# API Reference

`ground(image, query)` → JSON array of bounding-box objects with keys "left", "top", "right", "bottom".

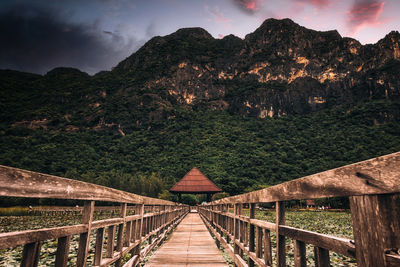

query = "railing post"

[
  {"left": 55, "top": 236, "right": 70, "bottom": 267},
  {"left": 233, "top": 203, "right": 242, "bottom": 266},
  {"left": 249, "top": 203, "right": 255, "bottom": 267},
  {"left": 350, "top": 193, "right": 400, "bottom": 267},
  {"left": 276, "top": 201, "right": 286, "bottom": 267},
  {"left": 21, "top": 241, "right": 41, "bottom": 267},
  {"left": 115, "top": 203, "right": 127, "bottom": 267},
  {"left": 77, "top": 200, "right": 95, "bottom": 267}
]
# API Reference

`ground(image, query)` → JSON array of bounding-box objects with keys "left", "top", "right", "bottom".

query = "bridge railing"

[
  {"left": 199, "top": 152, "right": 400, "bottom": 267},
  {"left": 0, "top": 165, "right": 189, "bottom": 267}
]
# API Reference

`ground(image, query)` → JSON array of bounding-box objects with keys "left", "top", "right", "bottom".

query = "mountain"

[
  {"left": 1, "top": 18, "right": 400, "bottom": 132},
  {"left": 1, "top": 19, "right": 400, "bottom": 199}
]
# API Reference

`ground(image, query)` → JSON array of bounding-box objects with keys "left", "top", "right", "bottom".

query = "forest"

[{"left": 1, "top": 98, "right": 399, "bottom": 206}]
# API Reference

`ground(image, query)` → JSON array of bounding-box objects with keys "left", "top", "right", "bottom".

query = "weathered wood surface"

[
  {"left": 0, "top": 165, "right": 175, "bottom": 205},
  {"left": 210, "top": 152, "right": 400, "bottom": 204},
  {"left": 144, "top": 213, "right": 228, "bottom": 267},
  {"left": 350, "top": 193, "right": 400, "bottom": 267}
]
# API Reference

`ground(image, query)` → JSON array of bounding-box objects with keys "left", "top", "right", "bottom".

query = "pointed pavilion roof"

[{"left": 169, "top": 167, "right": 222, "bottom": 194}]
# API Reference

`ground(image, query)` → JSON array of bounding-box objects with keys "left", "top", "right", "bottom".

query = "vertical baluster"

[
  {"left": 233, "top": 203, "right": 240, "bottom": 266},
  {"left": 255, "top": 226, "right": 263, "bottom": 260},
  {"left": 276, "top": 201, "right": 286, "bottom": 267},
  {"left": 21, "top": 241, "right": 41, "bottom": 267},
  {"left": 263, "top": 228, "right": 273, "bottom": 266},
  {"left": 249, "top": 203, "right": 255, "bottom": 267},
  {"left": 55, "top": 236, "right": 70, "bottom": 267},
  {"left": 314, "top": 247, "right": 330, "bottom": 267},
  {"left": 115, "top": 203, "right": 127, "bottom": 267},
  {"left": 124, "top": 221, "right": 132, "bottom": 247},
  {"left": 106, "top": 225, "right": 116, "bottom": 258},
  {"left": 77, "top": 200, "right": 95, "bottom": 267},
  {"left": 294, "top": 240, "right": 306, "bottom": 267},
  {"left": 94, "top": 228, "right": 105, "bottom": 266}
]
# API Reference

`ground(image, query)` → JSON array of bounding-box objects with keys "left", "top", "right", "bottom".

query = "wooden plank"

[
  {"left": 55, "top": 236, "right": 70, "bottom": 267},
  {"left": 94, "top": 228, "right": 105, "bottom": 266},
  {"left": 0, "top": 164, "right": 176, "bottom": 205},
  {"left": 255, "top": 227, "right": 262, "bottom": 259},
  {"left": 145, "top": 213, "right": 227, "bottom": 267},
  {"left": 314, "top": 247, "right": 330, "bottom": 267},
  {"left": 0, "top": 224, "right": 86, "bottom": 249},
  {"left": 208, "top": 152, "right": 400, "bottom": 204},
  {"left": 293, "top": 240, "right": 306, "bottom": 267},
  {"left": 276, "top": 201, "right": 285, "bottom": 267},
  {"left": 77, "top": 201, "right": 95, "bottom": 267},
  {"left": 350, "top": 193, "right": 400, "bottom": 266},
  {"left": 279, "top": 225, "right": 355, "bottom": 257},
  {"left": 263, "top": 228, "right": 272, "bottom": 266},
  {"left": 21, "top": 242, "right": 41, "bottom": 267},
  {"left": 249, "top": 204, "right": 255, "bottom": 267},
  {"left": 106, "top": 225, "right": 116, "bottom": 258}
]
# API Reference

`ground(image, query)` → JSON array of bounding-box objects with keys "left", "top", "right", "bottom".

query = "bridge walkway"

[{"left": 144, "top": 212, "right": 228, "bottom": 267}]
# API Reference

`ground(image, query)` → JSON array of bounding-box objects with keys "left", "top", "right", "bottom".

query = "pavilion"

[{"left": 169, "top": 167, "right": 222, "bottom": 202}]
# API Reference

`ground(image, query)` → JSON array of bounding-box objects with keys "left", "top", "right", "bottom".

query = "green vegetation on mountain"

[{"left": 1, "top": 99, "right": 399, "bottom": 203}]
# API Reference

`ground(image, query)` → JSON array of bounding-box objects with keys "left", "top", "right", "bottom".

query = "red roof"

[{"left": 169, "top": 168, "right": 222, "bottom": 193}]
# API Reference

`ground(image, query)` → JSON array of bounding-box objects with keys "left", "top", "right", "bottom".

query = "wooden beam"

[
  {"left": 94, "top": 228, "right": 105, "bottom": 266},
  {"left": 249, "top": 204, "right": 255, "bottom": 267},
  {"left": 209, "top": 152, "right": 400, "bottom": 204},
  {"left": 77, "top": 201, "right": 94, "bottom": 267},
  {"left": 276, "top": 201, "right": 286, "bottom": 267},
  {"left": 314, "top": 247, "right": 330, "bottom": 267},
  {"left": 21, "top": 241, "right": 41, "bottom": 267},
  {"left": 0, "top": 165, "right": 176, "bottom": 205},
  {"left": 55, "top": 236, "right": 70, "bottom": 267},
  {"left": 293, "top": 240, "right": 306, "bottom": 267},
  {"left": 0, "top": 224, "right": 86, "bottom": 249},
  {"left": 350, "top": 193, "right": 400, "bottom": 266}
]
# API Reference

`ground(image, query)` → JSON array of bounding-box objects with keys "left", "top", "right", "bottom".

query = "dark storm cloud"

[{"left": 0, "top": 3, "right": 139, "bottom": 75}]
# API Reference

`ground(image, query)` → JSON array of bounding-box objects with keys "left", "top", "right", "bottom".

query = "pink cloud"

[
  {"left": 232, "top": 0, "right": 263, "bottom": 14},
  {"left": 205, "top": 5, "right": 232, "bottom": 29},
  {"left": 218, "top": 34, "right": 225, "bottom": 39},
  {"left": 294, "top": 0, "right": 330, "bottom": 8},
  {"left": 347, "top": 0, "right": 385, "bottom": 33}
]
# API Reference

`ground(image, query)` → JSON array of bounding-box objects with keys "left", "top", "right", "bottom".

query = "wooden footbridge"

[{"left": 1, "top": 152, "right": 400, "bottom": 266}]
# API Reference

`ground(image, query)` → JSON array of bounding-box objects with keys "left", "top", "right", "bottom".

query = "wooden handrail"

[
  {"left": 0, "top": 165, "right": 189, "bottom": 267},
  {"left": 200, "top": 151, "right": 400, "bottom": 267},
  {"left": 0, "top": 165, "right": 177, "bottom": 205},
  {"left": 208, "top": 151, "right": 400, "bottom": 204}
]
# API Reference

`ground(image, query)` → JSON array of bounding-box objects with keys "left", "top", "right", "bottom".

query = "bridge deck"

[{"left": 144, "top": 212, "right": 228, "bottom": 267}]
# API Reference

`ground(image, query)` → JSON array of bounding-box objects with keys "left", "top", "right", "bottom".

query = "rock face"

[
  {"left": 114, "top": 18, "right": 400, "bottom": 119},
  {"left": 2, "top": 18, "right": 400, "bottom": 133}
]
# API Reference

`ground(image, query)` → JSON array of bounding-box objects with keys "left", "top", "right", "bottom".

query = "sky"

[{"left": 0, "top": 0, "right": 399, "bottom": 75}]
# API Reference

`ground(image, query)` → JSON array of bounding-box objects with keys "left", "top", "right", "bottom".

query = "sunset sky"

[{"left": 0, "top": 0, "right": 399, "bottom": 75}]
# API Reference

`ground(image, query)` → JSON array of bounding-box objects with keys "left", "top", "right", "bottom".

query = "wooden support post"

[
  {"left": 106, "top": 225, "right": 115, "bottom": 258},
  {"left": 314, "top": 246, "right": 330, "bottom": 267},
  {"left": 21, "top": 241, "right": 41, "bottom": 267},
  {"left": 294, "top": 240, "right": 306, "bottom": 267},
  {"left": 255, "top": 227, "right": 262, "bottom": 259},
  {"left": 233, "top": 203, "right": 241, "bottom": 266},
  {"left": 276, "top": 201, "right": 286, "bottom": 267},
  {"left": 77, "top": 200, "right": 94, "bottom": 267},
  {"left": 55, "top": 236, "right": 70, "bottom": 267},
  {"left": 136, "top": 204, "right": 145, "bottom": 255},
  {"left": 249, "top": 203, "right": 255, "bottom": 267},
  {"left": 94, "top": 228, "right": 105, "bottom": 266},
  {"left": 115, "top": 203, "right": 127, "bottom": 267},
  {"left": 350, "top": 193, "right": 400, "bottom": 267},
  {"left": 263, "top": 228, "right": 273, "bottom": 266}
]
